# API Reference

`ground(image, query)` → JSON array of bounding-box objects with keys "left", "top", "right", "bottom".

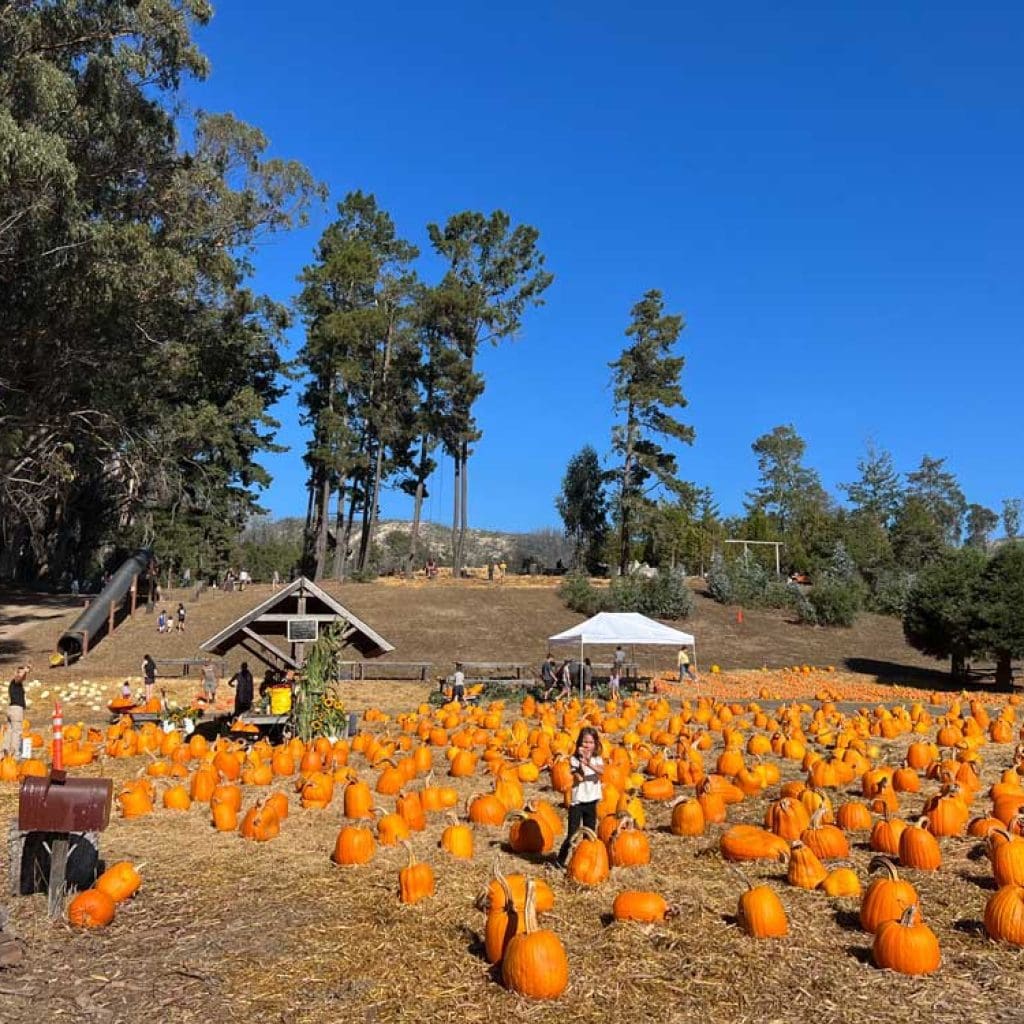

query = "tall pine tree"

[{"left": 609, "top": 290, "right": 694, "bottom": 575}]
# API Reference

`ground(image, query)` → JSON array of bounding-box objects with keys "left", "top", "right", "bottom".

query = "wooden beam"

[
  {"left": 254, "top": 613, "right": 349, "bottom": 623},
  {"left": 241, "top": 627, "right": 298, "bottom": 669}
]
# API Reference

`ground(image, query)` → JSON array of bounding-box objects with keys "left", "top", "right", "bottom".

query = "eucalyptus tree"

[
  {"left": 426, "top": 211, "right": 552, "bottom": 575},
  {"left": 0, "top": 0, "right": 321, "bottom": 581},
  {"left": 296, "top": 192, "right": 418, "bottom": 578},
  {"left": 609, "top": 290, "right": 694, "bottom": 575}
]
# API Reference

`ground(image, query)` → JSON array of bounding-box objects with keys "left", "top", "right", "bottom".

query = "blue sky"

[{"left": 187, "top": 2, "right": 1023, "bottom": 532}]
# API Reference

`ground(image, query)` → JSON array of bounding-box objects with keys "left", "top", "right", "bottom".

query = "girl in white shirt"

[{"left": 556, "top": 726, "right": 604, "bottom": 866}]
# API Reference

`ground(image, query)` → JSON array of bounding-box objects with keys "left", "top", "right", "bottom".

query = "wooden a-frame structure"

[{"left": 199, "top": 576, "right": 393, "bottom": 671}]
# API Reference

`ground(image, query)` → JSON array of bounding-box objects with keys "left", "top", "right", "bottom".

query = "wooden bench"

[
  {"left": 336, "top": 661, "right": 432, "bottom": 682},
  {"left": 153, "top": 657, "right": 226, "bottom": 678}
]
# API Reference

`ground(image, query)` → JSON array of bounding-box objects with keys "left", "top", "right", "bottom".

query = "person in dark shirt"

[
  {"left": 539, "top": 655, "right": 557, "bottom": 699},
  {"left": 5, "top": 664, "right": 29, "bottom": 758},
  {"left": 228, "top": 661, "right": 255, "bottom": 717},
  {"left": 142, "top": 654, "right": 157, "bottom": 702}
]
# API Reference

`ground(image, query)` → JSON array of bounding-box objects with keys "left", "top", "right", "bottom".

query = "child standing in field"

[{"left": 556, "top": 727, "right": 604, "bottom": 867}]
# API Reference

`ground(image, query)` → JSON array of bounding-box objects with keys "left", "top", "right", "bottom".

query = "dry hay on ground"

[{"left": 1, "top": 680, "right": 1023, "bottom": 1024}]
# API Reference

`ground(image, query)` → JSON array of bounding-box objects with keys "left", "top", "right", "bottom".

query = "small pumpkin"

[
  {"left": 565, "top": 827, "right": 610, "bottom": 886},
  {"left": 819, "top": 866, "right": 862, "bottom": 898},
  {"left": 331, "top": 825, "right": 376, "bottom": 866},
  {"left": 872, "top": 905, "right": 941, "bottom": 975},
  {"left": 612, "top": 890, "right": 674, "bottom": 923},
  {"left": 501, "top": 879, "right": 569, "bottom": 1000},
  {"left": 95, "top": 862, "right": 142, "bottom": 903},
  {"left": 440, "top": 813, "right": 474, "bottom": 859},
  {"left": 732, "top": 866, "right": 788, "bottom": 938},
  {"left": 859, "top": 857, "right": 919, "bottom": 932},
  {"left": 67, "top": 888, "right": 116, "bottom": 929},
  {"left": 398, "top": 842, "right": 435, "bottom": 905},
  {"left": 984, "top": 883, "right": 1024, "bottom": 946}
]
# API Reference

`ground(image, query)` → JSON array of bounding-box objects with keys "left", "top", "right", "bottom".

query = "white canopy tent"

[{"left": 548, "top": 612, "right": 696, "bottom": 696}]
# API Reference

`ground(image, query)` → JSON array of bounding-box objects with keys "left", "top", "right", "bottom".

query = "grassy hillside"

[{"left": 3, "top": 576, "right": 952, "bottom": 687}]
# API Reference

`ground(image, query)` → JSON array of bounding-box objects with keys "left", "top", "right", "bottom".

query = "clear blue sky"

[{"left": 186, "top": 2, "right": 1023, "bottom": 532}]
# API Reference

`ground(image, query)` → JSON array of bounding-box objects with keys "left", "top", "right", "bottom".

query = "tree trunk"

[
  {"left": 314, "top": 470, "right": 331, "bottom": 580},
  {"left": 457, "top": 438, "right": 469, "bottom": 574},
  {"left": 406, "top": 478, "right": 425, "bottom": 579},
  {"left": 451, "top": 452, "right": 462, "bottom": 576},
  {"left": 995, "top": 650, "right": 1014, "bottom": 690},
  {"left": 951, "top": 651, "right": 966, "bottom": 682},
  {"left": 339, "top": 487, "right": 359, "bottom": 580},
  {"left": 618, "top": 408, "right": 635, "bottom": 576},
  {"left": 331, "top": 480, "right": 347, "bottom": 579},
  {"left": 361, "top": 319, "right": 394, "bottom": 572}
]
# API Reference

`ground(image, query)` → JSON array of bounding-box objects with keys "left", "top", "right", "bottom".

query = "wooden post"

[
  {"left": 47, "top": 836, "right": 69, "bottom": 918},
  {"left": 108, "top": 601, "right": 116, "bottom": 636},
  {"left": 129, "top": 575, "right": 138, "bottom": 616},
  {"left": 81, "top": 630, "right": 89, "bottom": 656},
  {"left": 8, "top": 821, "right": 24, "bottom": 897}
]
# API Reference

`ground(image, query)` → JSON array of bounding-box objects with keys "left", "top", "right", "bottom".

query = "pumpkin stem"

[
  {"left": 522, "top": 877, "right": 539, "bottom": 934},
  {"left": 725, "top": 862, "right": 754, "bottom": 891},
  {"left": 868, "top": 855, "right": 899, "bottom": 880},
  {"left": 401, "top": 840, "right": 417, "bottom": 868},
  {"left": 897, "top": 904, "right": 920, "bottom": 927}
]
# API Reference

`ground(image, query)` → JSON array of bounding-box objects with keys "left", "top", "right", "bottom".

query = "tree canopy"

[{"left": 0, "top": 0, "right": 321, "bottom": 582}]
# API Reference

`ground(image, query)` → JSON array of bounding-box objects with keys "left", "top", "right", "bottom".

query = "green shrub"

[
  {"left": 707, "top": 552, "right": 733, "bottom": 604},
  {"left": 559, "top": 572, "right": 608, "bottom": 615},
  {"left": 560, "top": 570, "right": 692, "bottom": 619},
  {"left": 808, "top": 577, "right": 862, "bottom": 626},
  {"left": 348, "top": 567, "right": 378, "bottom": 583},
  {"left": 868, "top": 569, "right": 915, "bottom": 617},
  {"left": 610, "top": 571, "right": 693, "bottom": 619}
]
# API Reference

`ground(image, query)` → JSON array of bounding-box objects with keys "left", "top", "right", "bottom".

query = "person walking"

[
  {"left": 4, "top": 665, "right": 29, "bottom": 758},
  {"left": 609, "top": 663, "right": 621, "bottom": 700},
  {"left": 228, "top": 661, "right": 255, "bottom": 717},
  {"left": 677, "top": 645, "right": 696, "bottom": 683},
  {"left": 201, "top": 659, "right": 218, "bottom": 705},
  {"left": 539, "top": 655, "right": 557, "bottom": 699},
  {"left": 582, "top": 657, "right": 594, "bottom": 696},
  {"left": 176, "top": 602, "right": 186, "bottom": 633},
  {"left": 554, "top": 660, "right": 573, "bottom": 702},
  {"left": 142, "top": 654, "right": 157, "bottom": 702},
  {"left": 556, "top": 727, "right": 604, "bottom": 866}
]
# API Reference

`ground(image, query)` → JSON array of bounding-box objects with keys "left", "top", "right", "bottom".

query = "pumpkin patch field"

[{"left": 2, "top": 678, "right": 1024, "bottom": 1024}]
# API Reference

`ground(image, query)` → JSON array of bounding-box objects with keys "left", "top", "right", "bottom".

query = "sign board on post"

[{"left": 287, "top": 618, "right": 319, "bottom": 643}]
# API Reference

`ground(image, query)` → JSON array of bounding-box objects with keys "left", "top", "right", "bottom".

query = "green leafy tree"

[
  {"left": 296, "top": 192, "right": 418, "bottom": 579},
  {"left": 906, "top": 455, "right": 967, "bottom": 547},
  {"left": 902, "top": 548, "right": 987, "bottom": 680},
  {"left": 745, "top": 425, "right": 823, "bottom": 532},
  {"left": 0, "top": 0, "right": 321, "bottom": 582},
  {"left": 973, "top": 543, "right": 1024, "bottom": 689},
  {"left": 890, "top": 496, "right": 946, "bottom": 571},
  {"left": 1002, "top": 498, "right": 1022, "bottom": 540},
  {"left": 426, "top": 211, "right": 553, "bottom": 576},
  {"left": 965, "top": 504, "right": 1000, "bottom": 550},
  {"left": 556, "top": 446, "right": 608, "bottom": 571},
  {"left": 840, "top": 441, "right": 903, "bottom": 527},
  {"left": 609, "top": 290, "right": 694, "bottom": 575}
]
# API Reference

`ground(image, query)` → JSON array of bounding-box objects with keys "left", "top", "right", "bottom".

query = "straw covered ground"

[{"left": 2, "top": 674, "right": 1024, "bottom": 1024}]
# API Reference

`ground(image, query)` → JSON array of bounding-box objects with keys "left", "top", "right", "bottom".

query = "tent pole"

[{"left": 579, "top": 635, "right": 584, "bottom": 700}]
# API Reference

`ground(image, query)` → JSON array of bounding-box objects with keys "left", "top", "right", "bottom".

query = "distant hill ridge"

[{"left": 245, "top": 517, "right": 572, "bottom": 568}]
